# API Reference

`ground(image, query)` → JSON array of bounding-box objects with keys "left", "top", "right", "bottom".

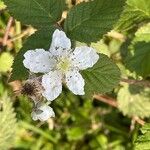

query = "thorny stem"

[
  {"left": 93, "top": 94, "right": 145, "bottom": 126},
  {"left": 8, "top": 27, "right": 35, "bottom": 43},
  {"left": 93, "top": 94, "right": 118, "bottom": 107},
  {"left": 121, "top": 78, "right": 150, "bottom": 87},
  {"left": 2, "top": 17, "right": 13, "bottom": 46},
  {"left": 133, "top": 116, "right": 145, "bottom": 126}
]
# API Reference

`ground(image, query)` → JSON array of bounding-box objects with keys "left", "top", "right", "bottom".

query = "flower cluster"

[{"left": 23, "top": 29, "right": 99, "bottom": 121}]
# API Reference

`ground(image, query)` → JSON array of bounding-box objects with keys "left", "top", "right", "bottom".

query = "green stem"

[
  {"left": 105, "top": 124, "right": 128, "bottom": 137},
  {"left": 15, "top": 20, "right": 22, "bottom": 52},
  {"left": 19, "top": 121, "right": 56, "bottom": 143}
]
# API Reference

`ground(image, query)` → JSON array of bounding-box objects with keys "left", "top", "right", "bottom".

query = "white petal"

[
  {"left": 31, "top": 104, "right": 55, "bottom": 121},
  {"left": 49, "top": 29, "right": 71, "bottom": 56},
  {"left": 23, "top": 49, "right": 56, "bottom": 73},
  {"left": 65, "top": 70, "right": 85, "bottom": 95},
  {"left": 31, "top": 111, "right": 38, "bottom": 121},
  {"left": 42, "top": 70, "right": 62, "bottom": 101},
  {"left": 71, "top": 46, "right": 99, "bottom": 70}
]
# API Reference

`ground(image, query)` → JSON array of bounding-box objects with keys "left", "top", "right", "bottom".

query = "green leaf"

[
  {"left": 4, "top": 0, "right": 65, "bottom": 28},
  {"left": 117, "top": 83, "right": 150, "bottom": 118},
  {"left": 115, "top": 0, "right": 150, "bottom": 32},
  {"left": 134, "top": 124, "right": 150, "bottom": 150},
  {"left": 64, "top": 0, "right": 125, "bottom": 43},
  {"left": 91, "top": 40, "right": 110, "bottom": 57},
  {"left": 81, "top": 54, "right": 120, "bottom": 96},
  {"left": 0, "top": 93, "right": 17, "bottom": 150},
  {"left": 66, "top": 127, "right": 86, "bottom": 141},
  {"left": 0, "top": 0, "right": 6, "bottom": 10},
  {"left": 0, "top": 52, "right": 13, "bottom": 73},
  {"left": 126, "top": 42, "right": 150, "bottom": 78},
  {"left": 127, "top": 0, "right": 150, "bottom": 15},
  {"left": 134, "top": 23, "right": 150, "bottom": 42},
  {"left": 11, "top": 27, "right": 56, "bottom": 81}
]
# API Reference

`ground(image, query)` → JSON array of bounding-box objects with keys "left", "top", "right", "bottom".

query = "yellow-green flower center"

[{"left": 57, "top": 57, "right": 71, "bottom": 73}]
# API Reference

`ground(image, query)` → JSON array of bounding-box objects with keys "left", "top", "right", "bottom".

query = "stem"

[
  {"left": 20, "top": 121, "right": 56, "bottom": 143},
  {"left": 121, "top": 78, "right": 150, "bottom": 87},
  {"left": 2, "top": 17, "right": 13, "bottom": 46},
  {"left": 15, "top": 20, "right": 22, "bottom": 52},
  {"left": 93, "top": 94, "right": 118, "bottom": 107},
  {"left": 8, "top": 27, "right": 35, "bottom": 42},
  {"left": 133, "top": 116, "right": 145, "bottom": 126}
]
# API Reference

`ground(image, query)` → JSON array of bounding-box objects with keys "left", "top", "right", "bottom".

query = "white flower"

[
  {"left": 23, "top": 29, "right": 99, "bottom": 101},
  {"left": 31, "top": 103, "right": 55, "bottom": 121}
]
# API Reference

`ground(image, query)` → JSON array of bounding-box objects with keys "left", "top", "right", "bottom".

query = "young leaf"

[
  {"left": 81, "top": 54, "right": 120, "bottom": 96},
  {"left": 0, "top": 0, "right": 6, "bottom": 10},
  {"left": 0, "top": 52, "right": 13, "bottom": 73},
  {"left": 11, "top": 27, "right": 56, "bottom": 81},
  {"left": 134, "top": 124, "right": 150, "bottom": 150},
  {"left": 127, "top": 0, "right": 150, "bottom": 15},
  {"left": 126, "top": 42, "right": 150, "bottom": 78},
  {"left": 0, "top": 93, "right": 17, "bottom": 150},
  {"left": 4, "top": 0, "right": 65, "bottom": 28},
  {"left": 134, "top": 23, "right": 150, "bottom": 42},
  {"left": 64, "top": 0, "right": 125, "bottom": 43},
  {"left": 115, "top": 0, "right": 150, "bottom": 32},
  {"left": 117, "top": 83, "right": 150, "bottom": 118}
]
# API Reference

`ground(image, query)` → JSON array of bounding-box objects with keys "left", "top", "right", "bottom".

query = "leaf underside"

[
  {"left": 117, "top": 83, "right": 150, "bottom": 118},
  {"left": 0, "top": 93, "right": 17, "bottom": 150},
  {"left": 116, "top": 0, "right": 150, "bottom": 32}
]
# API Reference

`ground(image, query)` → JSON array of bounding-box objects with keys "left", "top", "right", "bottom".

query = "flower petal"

[
  {"left": 49, "top": 29, "right": 71, "bottom": 56},
  {"left": 31, "top": 104, "right": 55, "bottom": 121},
  {"left": 65, "top": 70, "right": 85, "bottom": 95},
  {"left": 71, "top": 46, "right": 99, "bottom": 70},
  {"left": 23, "top": 49, "right": 56, "bottom": 73},
  {"left": 42, "top": 70, "right": 62, "bottom": 101}
]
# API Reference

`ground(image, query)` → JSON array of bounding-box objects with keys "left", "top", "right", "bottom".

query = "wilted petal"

[
  {"left": 31, "top": 104, "right": 55, "bottom": 121},
  {"left": 65, "top": 70, "right": 85, "bottom": 95},
  {"left": 49, "top": 29, "right": 71, "bottom": 56},
  {"left": 42, "top": 70, "right": 62, "bottom": 101},
  {"left": 71, "top": 46, "right": 99, "bottom": 70},
  {"left": 23, "top": 49, "right": 56, "bottom": 73}
]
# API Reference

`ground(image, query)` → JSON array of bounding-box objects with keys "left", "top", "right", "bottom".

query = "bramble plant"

[{"left": 0, "top": 0, "right": 150, "bottom": 149}]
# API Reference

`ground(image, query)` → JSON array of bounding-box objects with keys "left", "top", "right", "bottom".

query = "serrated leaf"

[
  {"left": 4, "top": 0, "right": 65, "bottom": 28},
  {"left": 81, "top": 54, "right": 120, "bottom": 96},
  {"left": 0, "top": 93, "right": 17, "bottom": 150},
  {"left": 64, "top": 0, "right": 125, "bottom": 43},
  {"left": 134, "top": 124, "right": 150, "bottom": 150},
  {"left": 11, "top": 27, "right": 56, "bottom": 81},
  {"left": 126, "top": 42, "right": 150, "bottom": 78},
  {"left": 117, "top": 83, "right": 150, "bottom": 118},
  {"left": 116, "top": 0, "right": 150, "bottom": 32},
  {"left": 0, "top": 52, "right": 13, "bottom": 73},
  {"left": 134, "top": 23, "right": 150, "bottom": 42},
  {"left": 127, "top": 0, "right": 150, "bottom": 15}
]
